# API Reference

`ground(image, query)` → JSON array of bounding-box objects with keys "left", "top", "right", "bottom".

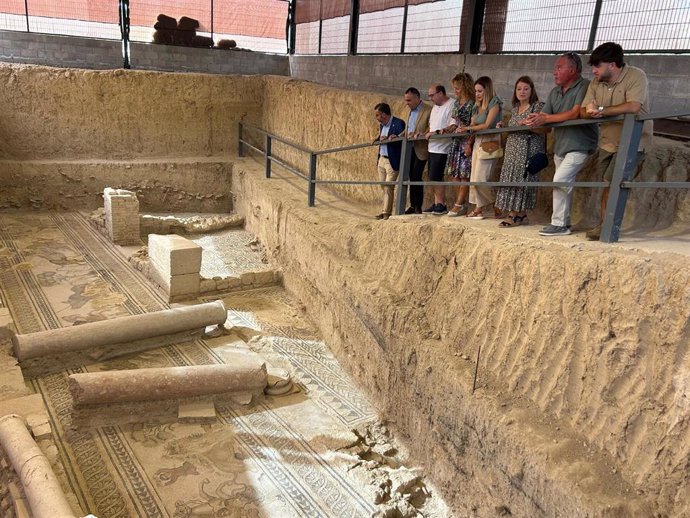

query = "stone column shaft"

[
  {"left": 0, "top": 414, "right": 76, "bottom": 518},
  {"left": 69, "top": 363, "right": 267, "bottom": 405},
  {"left": 13, "top": 301, "right": 226, "bottom": 361}
]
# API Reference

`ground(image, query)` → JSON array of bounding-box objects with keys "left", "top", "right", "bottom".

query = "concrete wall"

[
  {"left": 289, "top": 53, "right": 690, "bottom": 115},
  {"left": 0, "top": 30, "right": 289, "bottom": 76}
]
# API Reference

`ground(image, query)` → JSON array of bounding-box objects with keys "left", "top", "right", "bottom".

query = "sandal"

[
  {"left": 448, "top": 203, "right": 468, "bottom": 217},
  {"left": 466, "top": 208, "right": 485, "bottom": 220},
  {"left": 499, "top": 214, "right": 528, "bottom": 227}
]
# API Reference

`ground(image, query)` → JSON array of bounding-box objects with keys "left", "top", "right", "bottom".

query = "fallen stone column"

[
  {"left": 0, "top": 414, "right": 76, "bottom": 518},
  {"left": 69, "top": 363, "right": 267, "bottom": 406},
  {"left": 13, "top": 301, "right": 226, "bottom": 362}
]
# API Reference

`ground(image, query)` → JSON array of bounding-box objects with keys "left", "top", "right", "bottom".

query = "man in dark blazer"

[{"left": 374, "top": 102, "right": 406, "bottom": 220}]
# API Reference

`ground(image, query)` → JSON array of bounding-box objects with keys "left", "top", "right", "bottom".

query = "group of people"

[{"left": 372, "top": 42, "right": 652, "bottom": 240}]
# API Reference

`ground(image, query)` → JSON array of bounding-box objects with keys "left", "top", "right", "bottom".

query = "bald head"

[{"left": 427, "top": 83, "right": 448, "bottom": 106}]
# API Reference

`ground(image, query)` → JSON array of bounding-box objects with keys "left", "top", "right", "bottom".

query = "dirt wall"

[
  {"left": 233, "top": 158, "right": 690, "bottom": 517},
  {"left": 0, "top": 64, "right": 262, "bottom": 211},
  {"left": 0, "top": 64, "right": 262, "bottom": 160},
  {"left": 0, "top": 159, "right": 233, "bottom": 211}
]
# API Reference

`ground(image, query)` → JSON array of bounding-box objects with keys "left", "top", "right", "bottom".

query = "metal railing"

[{"left": 238, "top": 109, "right": 690, "bottom": 243}]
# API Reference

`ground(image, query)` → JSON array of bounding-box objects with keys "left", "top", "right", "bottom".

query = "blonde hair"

[
  {"left": 474, "top": 76, "right": 495, "bottom": 111},
  {"left": 452, "top": 73, "right": 474, "bottom": 101}
]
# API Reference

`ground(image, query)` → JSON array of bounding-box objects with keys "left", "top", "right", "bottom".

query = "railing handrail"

[
  {"left": 238, "top": 108, "right": 690, "bottom": 244},
  {"left": 244, "top": 109, "right": 690, "bottom": 159}
]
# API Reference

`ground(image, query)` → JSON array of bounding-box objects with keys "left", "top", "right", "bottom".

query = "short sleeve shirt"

[
  {"left": 428, "top": 98, "right": 454, "bottom": 154},
  {"left": 542, "top": 77, "right": 598, "bottom": 156},
  {"left": 472, "top": 96, "right": 503, "bottom": 128},
  {"left": 582, "top": 65, "right": 653, "bottom": 153}
]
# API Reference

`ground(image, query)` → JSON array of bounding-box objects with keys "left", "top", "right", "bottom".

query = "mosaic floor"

[
  {"left": 189, "top": 228, "right": 272, "bottom": 279},
  {"left": 0, "top": 212, "right": 381, "bottom": 518}
]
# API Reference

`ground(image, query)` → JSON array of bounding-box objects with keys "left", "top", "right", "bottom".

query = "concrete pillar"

[
  {"left": 104, "top": 187, "right": 140, "bottom": 245},
  {"left": 68, "top": 362, "right": 267, "bottom": 405},
  {"left": 0, "top": 415, "right": 76, "bottom": 518}
]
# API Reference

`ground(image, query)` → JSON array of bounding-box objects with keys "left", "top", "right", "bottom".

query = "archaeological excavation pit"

[{"left": 0, "top": 63, "right": 689, "bottom": 518}]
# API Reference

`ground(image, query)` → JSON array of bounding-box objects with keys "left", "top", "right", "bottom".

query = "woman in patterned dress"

[
  {"left": 444, "top": 73, "right": 475, "bottom": 217},
  {"left": 495, "top": 76, "right": 546, "bottom": 227}
]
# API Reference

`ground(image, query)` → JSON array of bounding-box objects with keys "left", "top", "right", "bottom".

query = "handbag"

[
  {"left": 524, "top": 152, "right": 548, "bottom": 178},
  {"left": 477, "top": 139, "right": 503, "bottom": 160},
  {"left": 522, "top": 105, "right": 548, "bottom": 178}
]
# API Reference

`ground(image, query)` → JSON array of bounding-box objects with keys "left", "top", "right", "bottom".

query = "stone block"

[
  {"left": 178, "top": 400, "right": 217, "bottom": 423},
  {"left": 104, "top": 187, "right": 140, "bottom": 245},
  {"left": 148, "top": 234, "right": 202, "bottom": 276},
  {"left": 240, "top": 272, "right": 255, "bottom": 286},
  {"left": 149, "top": 265, "right": 200, "bottom": 299},
  {"left": 0, "top": 307, "right": 13, "bottom": 339},
  {"left": 30, "top": 422, "right": 52, "bottom": 441},
  {"left": 253, "top": 270, "right": 274, "bottom": 285},
  {"left": 199, "top": 278, "right": 216, "bottom": 293}
]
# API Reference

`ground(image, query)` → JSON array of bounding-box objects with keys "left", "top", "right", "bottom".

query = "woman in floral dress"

[
  {"left": 444, "top": 73, "right": 475, "bottom": 217},
  {"left": 495, "top": 76, "right": 546, "bottom": 227}
]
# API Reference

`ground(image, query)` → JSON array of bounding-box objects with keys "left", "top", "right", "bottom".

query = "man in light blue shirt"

[{"left": 374, "top": 103, "right": 405, "bottom": 219}]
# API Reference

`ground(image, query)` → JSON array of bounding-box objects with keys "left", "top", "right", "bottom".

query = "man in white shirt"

[{"left": 423, "top": 84, "right": 454, "bottom": 215}]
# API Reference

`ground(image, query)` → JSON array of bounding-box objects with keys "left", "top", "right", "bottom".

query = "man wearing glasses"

[
  {"left": 423, "top": 84, "right": 454, "bottom": 215},
  {"left": 527, "top": 52, "right": 598, "bottom": 237}
]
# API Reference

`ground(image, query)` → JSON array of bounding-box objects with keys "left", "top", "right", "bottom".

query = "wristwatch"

[{"left": 597, "top": 106, "right": 604, "bottom": 113}]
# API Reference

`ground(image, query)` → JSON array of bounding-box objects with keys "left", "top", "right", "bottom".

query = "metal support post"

[
  {"left": 265, "top": 134, "right": 272, "bottom": 178},
  {"left": 395, "top": 137, "right": 413, "bottom": 215},
  {"left": 587, "top": 0, "right": 604, "bottom": 52},
  {"left": 308, "top": 153, "right": 317, "bottom": 206},
  {"left": 600, "top": 113, "right": 643, "bottom": 243},
  {"left": 118, "top": 0, "right": 131, "bottom": 69},
  {"left": 238, "top": 123, "right": 244, "bottom": 157},
  {"left": 348, "top": 0, "right": 360, "bottom": 55}
]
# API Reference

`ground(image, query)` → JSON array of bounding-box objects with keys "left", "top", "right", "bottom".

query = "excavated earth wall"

[
  {"left": 233, "top": 160, "right": 690, "bottom": 516},
  {"left": 0, "top": 64, "right": 263, "bottom": 211}
]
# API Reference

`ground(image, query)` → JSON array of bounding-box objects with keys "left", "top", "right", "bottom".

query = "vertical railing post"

[
  {"left": 600, "top": 113, "right": 643, "bottom": 243},
  {"left": 308, "top": 153, "right": 317, "bottom": 206},
  {"left": 587, "top": 0, "right": 604, "bottom": 53},
  {"left": 238, "top": 123, "right": 244, "bottom": 157},
  {"left": 118, "top": 0, "right": 131, "bottom": 69},
  {"left": 265, "top": 134, "right": 272, "bottom": 178},
  {"left": 395, "top": 137, "right": 413, "bottom": 215},
  {"left": 24, "top": 0, "right": 29, "bottom": 32}
]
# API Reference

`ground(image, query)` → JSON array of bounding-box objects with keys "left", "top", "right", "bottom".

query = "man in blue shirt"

[{"left": 374, "top": 103, "right": 406, "bottom": 220}]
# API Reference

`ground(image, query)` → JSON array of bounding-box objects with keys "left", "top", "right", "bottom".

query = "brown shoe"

[{"left": 586, "top": 225, "right": 601, "bottom": 241}]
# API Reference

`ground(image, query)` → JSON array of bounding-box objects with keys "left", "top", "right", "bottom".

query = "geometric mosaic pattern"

[{"left": 0, "top": 212, "right": 377, "bottom": 518}]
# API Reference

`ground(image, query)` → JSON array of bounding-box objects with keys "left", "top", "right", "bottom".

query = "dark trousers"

[{"left": 408, "top": 151, "right": 427, "bottom": 209}]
